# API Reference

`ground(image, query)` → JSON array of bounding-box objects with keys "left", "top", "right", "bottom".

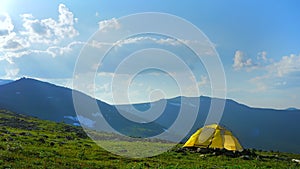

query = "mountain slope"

[
  {"left": 1, "top": 109, "right": 299, "bottom": 168},
  {"left": 121, "top": 96, "right": 300, "bottom": 153},
  {"left": 0, "top": 79, "right": 13, "bottom": 86},
  {"left": 0, "top": 78, "right": 299, "bottom": 153},
  {"left": 0, "top": 78, "right": 76, "bottom": 122},
  {"left": 0, "top": 78, "right": 165, "bottom": 138}
]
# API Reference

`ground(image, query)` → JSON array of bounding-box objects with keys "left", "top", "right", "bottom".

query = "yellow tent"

[{"left": 183, "top": 124, "right": 243, "bottom": 151}]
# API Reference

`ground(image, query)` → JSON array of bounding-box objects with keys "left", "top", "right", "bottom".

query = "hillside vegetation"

[
  {"left": 0, "top": 109, "right": 300, "bottom": 169},
  {"left": 1, "top": 78, "right": 300, "bottom": 153}
]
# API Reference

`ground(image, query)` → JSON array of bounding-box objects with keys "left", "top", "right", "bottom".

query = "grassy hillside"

[
  {"left": 1, "top": 78, "right": 299, "bottom": 153},
  {"left": 0, "top": 109, "right": 299, "bottom": 169},
  {"left": 0, "top": 78, "right": 166, "bottom": 138}
]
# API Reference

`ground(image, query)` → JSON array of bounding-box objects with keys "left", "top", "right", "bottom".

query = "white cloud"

[
  {"left": 275, "top": 81, "right": 287, "bottom": 86},
  {"left": 257, "top": 51, "right": 268, "bottom": 61},
  {"left": 114, "top": 37, "right": 151, "bottom": 47},
  {"left": 20, "top": 14, "right": 53, "bottom": 43},
  {"left": 1, "top": 49, "right": 56, "bottom": 64},
  {"left": 85, "top": 36, "right": 187, "bottom": 50},
  {"left": 233, "top": 50, "right": 253, "bottom": 70},
  {"left": 157, "top": 38, "right": 181, "bottom": 46},
  {"left": 114, "top": 36, "right": 169, "bottom": 47},
  {"left": 46, "top": 41, "right": 85, "bottom": 57},
  {"left": 267, "top": 54, "right": 300, "bottom": 77},
  {"left": 98, "top": 18, "right": 120, "bottom": 32},
  {"left": 249, "top": 53, "right": 300, "bottom": 92},
  {"left": 20, "top": 4, "right": 78, "bottom": 44},
  {"left": 233, "top": 50, "right": 277, "bottom": 73},
  {"left": 97, "top": 72, "right": 116, "bottom": 78},
  {"left": 0, "top": 13, "right": 14, "bottom": 36},
  {"left": 2, "top": 39, "right": 25, "bottom": 51},
  {"left": 57, "top": 4, "right": 78, "bottom": 38},
  {"left": 97, "top": 83, "right": 110, "bottom": 93},
  {"left": 249, "top": 75, "right": 269, "bottom": 92},
  {"left": 0, "top": 13, "right": 29, "bottom": 52},
  {"left": 84, "top": 33, "right": 215, "bottom": 58},
  {"left": 0, "top": 4, "right": 80, "bottom": 68},
  {"left": 4, "top": 67, "right": 19, "bottom": 79},
  {"left": 197, "top": 75, "right": 208, "bottom": 87},
  {"left": 114, "top": 36, "right": 200, "bottom": 48},
  {"left": 87, "top": 40, "right": 112, "bottom": 49}
]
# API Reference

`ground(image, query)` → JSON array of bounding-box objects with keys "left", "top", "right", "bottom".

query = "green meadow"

[{"left": 1, "top": 109, "right": 299, "bottom": 169}]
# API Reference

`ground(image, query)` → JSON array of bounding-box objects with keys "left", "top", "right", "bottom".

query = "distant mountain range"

[
  {"left": 0, "top": 79, "right": 13, "bottom": 86},
  {"left": 121, "top": 96, "right": 300, "bottom": 153},
  {"left": 0, "top": 78, "right": 164, "bottom": 138},
  {"left": 0, "top": 77, "right": 299, "bottom": 153}
]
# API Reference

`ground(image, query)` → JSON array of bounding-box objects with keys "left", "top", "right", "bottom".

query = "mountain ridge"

[
  {"left": 0, "top": 79, "right": 13, "bottom": 86},
  {"left": 1, "top": 109, "right": 299, "bottom": 168},
  {"left": 0, "top": 77, "right": 299, "bottom": 153},
  {"left": 7, "top": 77, "right": 295, "bottom": 111}
]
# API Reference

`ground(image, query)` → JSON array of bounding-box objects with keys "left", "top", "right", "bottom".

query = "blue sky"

[{"left": 0, "top": 0, "right": 300, "bottom": 109}]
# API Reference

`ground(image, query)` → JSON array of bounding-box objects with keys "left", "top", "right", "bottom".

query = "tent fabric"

[{"left": 183, "top": 124, "right": 243, "bottom": 151}]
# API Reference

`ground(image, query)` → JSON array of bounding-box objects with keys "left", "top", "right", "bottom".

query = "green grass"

[
  {"left": 0, "top": 109, "right": 300, "bottom": 169},
  {"left": 95, "top": 140, "right": 174, "bottom": 158}
]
